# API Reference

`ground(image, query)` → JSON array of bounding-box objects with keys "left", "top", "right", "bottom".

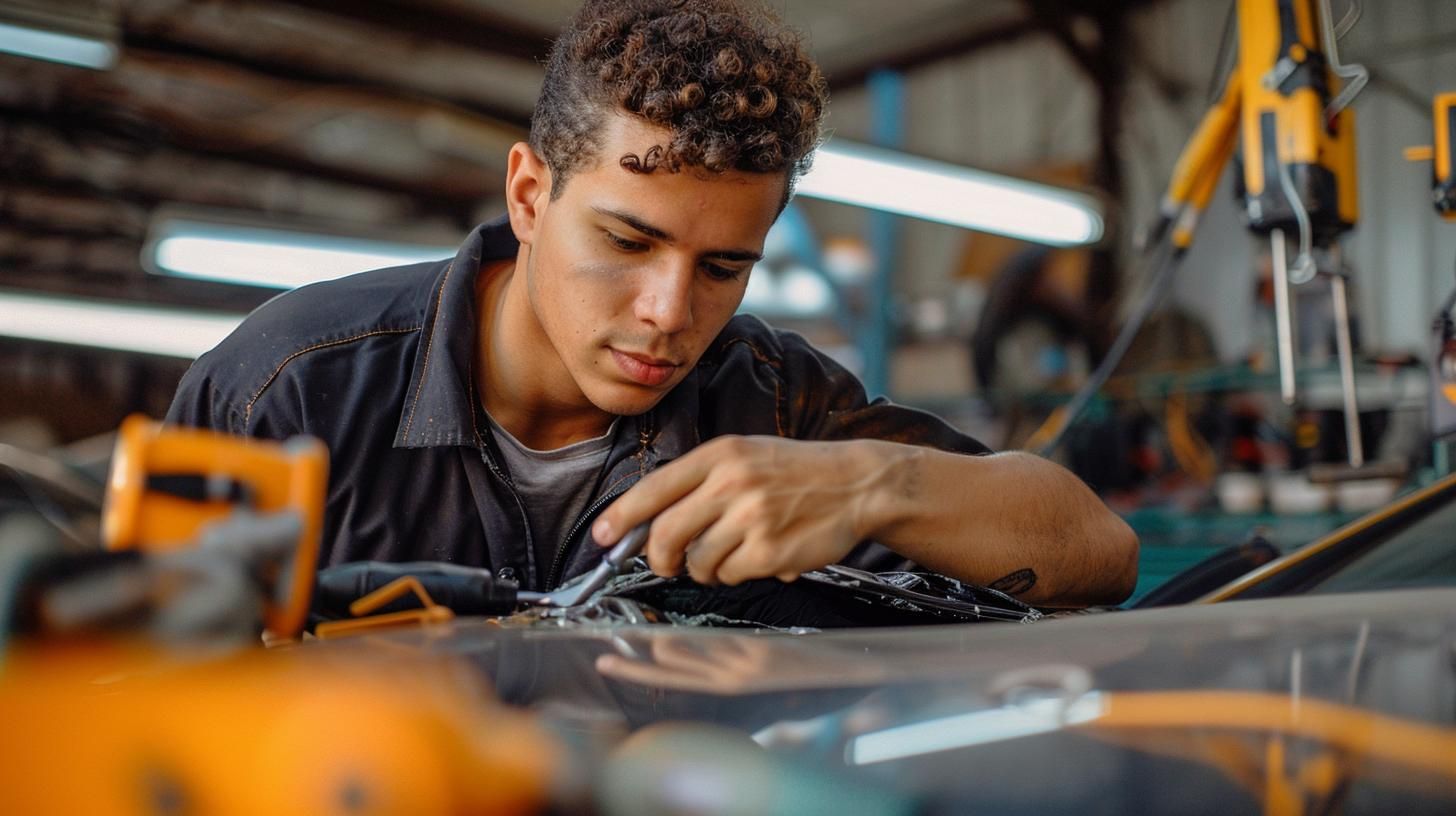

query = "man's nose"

[{"left": 634, "top": 262, "right": 694, "bottom": 334}]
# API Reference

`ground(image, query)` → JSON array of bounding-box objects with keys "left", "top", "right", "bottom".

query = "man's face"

[{"left": 516, "top": 115, "right": 785, "bottom": 417}]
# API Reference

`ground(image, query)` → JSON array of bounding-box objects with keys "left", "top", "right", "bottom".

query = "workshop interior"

[{"left": 3, "top": 0, "right": 1456, "bottom": 813}]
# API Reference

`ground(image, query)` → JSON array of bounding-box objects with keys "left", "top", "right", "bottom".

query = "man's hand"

[
  {"left": 593, "top": 435, "right": 1139, "bottom": 606},
  {"left": 592, "top": 435, "right": 893, "bottom": 585}
]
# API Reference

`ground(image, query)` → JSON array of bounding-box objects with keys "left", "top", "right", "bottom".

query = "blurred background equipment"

[
  {"left": 1409, "top": 92, "right": 1456, "bottom": 472},
  {"left": 1034, "top": 0, "right": 1368, "bottom": 466}
]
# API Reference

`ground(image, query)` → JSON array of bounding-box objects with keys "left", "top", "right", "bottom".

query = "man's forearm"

[{"left": 856, "top": 443, "right": 1139, "bottom": 606}]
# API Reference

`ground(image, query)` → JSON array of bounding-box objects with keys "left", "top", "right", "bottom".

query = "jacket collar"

[
  {"left": 392, "top": 215, "right": 705, "bottom": 461},
  {"left": 393, "top": 217, "right": 511, "bottom": 449}
]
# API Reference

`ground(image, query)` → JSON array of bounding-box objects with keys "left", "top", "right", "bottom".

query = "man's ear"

[{"left": 504, "top": 141, "right": 553, "bottom": 245}]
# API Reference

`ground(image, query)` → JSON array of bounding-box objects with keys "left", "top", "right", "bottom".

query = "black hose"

[{"left": 1037, "top": 239, "right": 1186, "bottom": 457}]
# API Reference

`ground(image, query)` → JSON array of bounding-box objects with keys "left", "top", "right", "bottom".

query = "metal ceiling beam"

[
  {"left": 826, "top": 16, "right": 1042, "bottom": 90},
  {"left": 1, "top": 121, "right": 449, "bottom": 224},
  {"left": 0, "top": 50, "right": 516, "bottom": 200},
  {"left": 120, "top": 0, "right": 544, "bottom": 123},
  {"left": 269, "top": 0, "right": 557, "bottom": 65}
]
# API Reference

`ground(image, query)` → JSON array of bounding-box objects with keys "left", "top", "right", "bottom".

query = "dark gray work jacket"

[{"left": 166, "top": 217, "right": 992, "bottom": 592}]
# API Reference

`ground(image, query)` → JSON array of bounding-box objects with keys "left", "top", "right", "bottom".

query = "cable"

[
  {"left": 1275, "top": 138, "right": 1317, "bottom": 284},
  {"left": 1318, "top": 0, "right": 1369, "bottom": 118},
  {"left": 1036, "top": 239, "right": 1186, "bottom": 457},
  {"left": 1206, "top": 1, "right": 1238, "bottom": 107}
]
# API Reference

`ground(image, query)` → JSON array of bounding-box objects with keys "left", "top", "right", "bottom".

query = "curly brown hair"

[{"left": 530, "top": 0, "right": 828, "bottom": 202}]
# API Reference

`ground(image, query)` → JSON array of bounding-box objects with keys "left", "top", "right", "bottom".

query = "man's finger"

[
  {"left": 592, "top": 443, "right": 723, "bottom": 546},
  {"left": 642, "top": 487, "right": 728, "bottom": 576},
  {"left": 714, "top": 538, "right": 782, "bottom": 586},
  {"left": 684, "top": 516, "right": 746, "bottom": 585}
]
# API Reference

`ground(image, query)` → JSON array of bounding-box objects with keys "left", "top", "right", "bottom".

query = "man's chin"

[{"left": 585, "top": 380, "right": 675, "bottom": 418}]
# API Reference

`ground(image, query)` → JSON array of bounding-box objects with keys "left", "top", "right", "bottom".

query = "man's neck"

[{"left": 475, "top": 252, "right": 616, "bottom": 451}]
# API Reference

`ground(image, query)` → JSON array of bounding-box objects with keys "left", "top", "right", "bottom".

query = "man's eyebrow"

[
  {"left": 705, "top": 248, "right": 764, "bottom": 263},
  {"left": 594, "top": 207, "right": 671, "bottom": 241},
  {"left": 593, "top": 206, "right": 764, "bottom": 263}
]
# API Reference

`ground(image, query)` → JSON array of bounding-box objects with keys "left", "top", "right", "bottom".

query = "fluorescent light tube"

[
  {"left": 0, "top": 19, "right": 116, "bottom": 69},
  {"left": 0, "top": 290, "right": 243, "bottom": 358},
  {"left": 846, "top": 692, "right": 1106, "bottom": 765},
  {"left": 798, "top": 141, "right": 1104, "bottom": 246},
  {"left": 149, "top": 219, "right": 456, "bottom": 290}
]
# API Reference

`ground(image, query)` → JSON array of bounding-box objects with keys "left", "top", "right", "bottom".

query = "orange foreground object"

[
  {"left": 1090, "top": 691, "right": 1456, "bottom": 782},
  {"left": 0, "top": 639, "right": 559, "bottom": 816},
  {"left": 1082, "top": 690, "right": 1456, "bottom": 815},
  {"left": 4, "top": 417, "right": 556, "bottom": 814},
  {"left": 102, "top": 415, "right": 328, "bottom": 638},
  {"left": 315, "top": 576, "right": 457, "bottom": 639}
]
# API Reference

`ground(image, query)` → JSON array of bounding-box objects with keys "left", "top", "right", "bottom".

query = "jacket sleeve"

[
  {"left": 777, "top": 331, "right": 992, "bottom": 455},
  {"left": 768, "top": 328, "right": 992, "bottom": 573},
  {"left": 165, "top": 357, "right": 247, "bottom": 435}
]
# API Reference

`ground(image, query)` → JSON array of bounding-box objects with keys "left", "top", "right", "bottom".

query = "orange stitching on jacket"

[
  {"left": 717, "top": 336, "right": 782, "bottom": 368},
  {"left": 244, "top": 327, "right": 419, "bottom": 425},
  {"left": 402, "top": 260, "right": 454, "bottom": 441},
  {"left": 772, "top": 375, "right": 786, "bottom": 436}
]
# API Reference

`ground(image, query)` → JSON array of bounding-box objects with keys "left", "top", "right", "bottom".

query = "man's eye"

[
  {"left": 605, "top": 232, "right": 646, "bottom": 252},
  {"left": 702, "top": 263, "right": 745, "bottom": 282}
]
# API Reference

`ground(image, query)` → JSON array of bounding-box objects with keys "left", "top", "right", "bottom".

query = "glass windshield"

[
  {"left": 1306, "top": 493, "right": 1456, "bottom": 595},
  {"left": 319, "top": 588, "right": 1456, "bottom": 814}
]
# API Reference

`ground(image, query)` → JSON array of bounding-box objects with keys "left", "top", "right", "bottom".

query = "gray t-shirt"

[{"left": 485, "top": 412, "right": 618, "bottom": 581}]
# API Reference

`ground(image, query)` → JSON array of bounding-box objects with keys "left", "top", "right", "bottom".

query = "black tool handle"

[{"left": 311, "top": 561, "right": 520, "bottom": 621}]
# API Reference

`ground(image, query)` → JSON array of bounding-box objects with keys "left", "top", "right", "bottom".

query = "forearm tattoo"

[{"left": 988, "top": 568, "right": 1037, "bottom": 596}]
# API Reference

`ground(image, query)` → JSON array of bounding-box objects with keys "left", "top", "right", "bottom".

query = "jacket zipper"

[
  {"left": 474, "top": 439, "right": 539, "bottom": 589},
  {"left": 545, "top": 482, "right": 630, "bottom": 591},
  {"left": 546, "top": 416, "right": 654, "bottom": 591}
]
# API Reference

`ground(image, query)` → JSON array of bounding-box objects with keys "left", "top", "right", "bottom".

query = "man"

[{"left": 168, "top": 0, "right": 1137, "bottom": 606}]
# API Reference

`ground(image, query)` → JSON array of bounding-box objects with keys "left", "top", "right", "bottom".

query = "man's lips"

[{"left": 610, "top": 348, "right": 680, "bottom": 387}]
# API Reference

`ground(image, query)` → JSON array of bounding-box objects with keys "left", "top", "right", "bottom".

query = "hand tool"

[
  {"left": 313, "top": 523, "right": 654, "bottom": 622},
  {"left": 516, "top": 523, "right": 652, "bottom": 608}
]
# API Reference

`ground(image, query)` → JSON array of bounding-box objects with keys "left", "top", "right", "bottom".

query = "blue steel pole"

[{"left": 864, "top": 69, "right": 904, "bottom": 400}]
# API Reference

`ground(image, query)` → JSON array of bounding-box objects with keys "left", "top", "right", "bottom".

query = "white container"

[
  {"left": 1216, "top": 472, "right": 1264, "bottom": 514},
  {"left": 1334, "top": 479, "right": 1400, "bottom": 514},
  {"left": 1268, "top": 472, "right": 1333, "bottom": 515}
]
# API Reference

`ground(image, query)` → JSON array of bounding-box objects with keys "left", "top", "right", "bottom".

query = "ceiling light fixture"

[
  {"left": 146, "top": 212, "right": 457, "bottom": 291},
  {"left": 0, "top": 2, "right": 119, "bottom": 70},
  {"left": 0, "top": 290, "right": 244, "bottom": 359},
  {"left": 798, "top": 140, "right": 1105, "bottom": 247}
]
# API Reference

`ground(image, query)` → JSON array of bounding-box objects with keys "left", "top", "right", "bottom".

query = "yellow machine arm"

[
  {"left": 1236, "top": 0, "right": 1360, "bottom": 241},
  {"left": 1405, "top": 93, "right": 1456, "bottom": 221},
  {"left": 1440, "top": 92, "right": 1456, "bottom": 218},
  {"left": 1041, "top": 0, "right": 1368, "bottom": 460},
  {"left": 1149, "top": 0, "right": 1369, "bottom": 467},
  {"left": 1408, "top": 94, "right": 1456, "bottom": 458}
]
